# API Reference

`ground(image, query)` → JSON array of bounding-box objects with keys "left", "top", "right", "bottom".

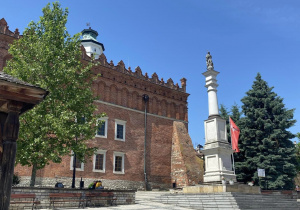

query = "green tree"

[
  {"left": 219, "top": 103, "right": 242, "bottom": 143},
  {"left": 230, "top": 103, "right": 241, "bottom": 123},
  {"left": 296, "top": 133, "right": 300, "bottom": 171},
  {"left": 219, "top": 104, "right": 229, "bottom": 119},
  {"left": 295, "top": 133, "right": 300, "bottom": 185},
  {"left": 4, "top": 2, "right": 103, "bottom": 186},
  {"left": 235, "top": 73, "right": 297, "bottom": 190}
]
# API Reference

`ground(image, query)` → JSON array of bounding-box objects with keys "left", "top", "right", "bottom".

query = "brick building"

[{"left": 0, "top": 18, "right": 203, "bottom": 190}]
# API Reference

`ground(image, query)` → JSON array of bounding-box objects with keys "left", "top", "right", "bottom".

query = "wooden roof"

[{"left": 0, "top": 72, "right": 48, "bottom": 114}]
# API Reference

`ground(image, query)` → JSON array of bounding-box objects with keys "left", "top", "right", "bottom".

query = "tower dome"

[{"left": 81, "top": 27, "right": 105, "bottom": 59}]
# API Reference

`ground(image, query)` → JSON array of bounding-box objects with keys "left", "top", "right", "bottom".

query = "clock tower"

[{"left": 81, "top": 27, "right": 105, "bottom": 59}]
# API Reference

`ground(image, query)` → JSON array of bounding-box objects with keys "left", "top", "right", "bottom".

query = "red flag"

[{"left": 230, "top": 117, "right": 240, "bottom": 153}]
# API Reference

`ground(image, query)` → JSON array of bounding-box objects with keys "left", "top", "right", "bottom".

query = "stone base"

[
  {"left": 203, "top": 170, "right": 236, "bottom": 182},
  {"left": 18, "top": 176, "right": 146, "bottom": 190},
  {"left": 202, "top": 116, "right": 237, "bottom": 183},
  {"left": 183, "top": 183, "right": 261, "bottom": 194}
]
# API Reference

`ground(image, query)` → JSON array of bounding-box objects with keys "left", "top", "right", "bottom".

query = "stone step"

[{"left": 136, "top": 191, "right": 299, "bottom": 210}]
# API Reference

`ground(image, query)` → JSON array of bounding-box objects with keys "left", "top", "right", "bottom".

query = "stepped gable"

[
  {"left": 0, "top": 18, "right": 21, "bottom": 71},
  {"left": 89, "top": 52, "right": 187, "bottom": 93}
]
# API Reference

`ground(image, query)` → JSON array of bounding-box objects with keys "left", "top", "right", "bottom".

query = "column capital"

[
  {"left": 7, "top": 101, "right": 23, "bottom": 113},
  {"left": 3, "top": 101, "right": 22, "bottom": 143}
]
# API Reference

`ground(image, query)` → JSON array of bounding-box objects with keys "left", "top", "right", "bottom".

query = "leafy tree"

[
  {"left": 4, "top": 2, "right": 103, "bottom": 186},
  {"left": 235, "top": 73, "right": 297, "bottom": 190}
]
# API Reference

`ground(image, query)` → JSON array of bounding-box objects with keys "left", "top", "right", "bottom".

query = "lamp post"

[
  {"left": 142, "top": 94, "right": 149, "bottom": 190},
  {"left": 71, "top": 137, "right": 77, "bottom": 189}
]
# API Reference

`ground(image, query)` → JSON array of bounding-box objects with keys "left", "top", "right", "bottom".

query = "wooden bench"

[
  {"left": 85, "top": 192, "right": 116, "bottom": 207},
  {"left": 10, "top": 194, "right": 40, "bottom": 210},
  {"left": 49, "top": 193, "right": 85, "bottom": 209}
]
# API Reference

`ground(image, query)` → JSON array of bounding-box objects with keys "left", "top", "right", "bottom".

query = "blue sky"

[{"left": 1, "top": 0, "right": 300, "bottom": 146}]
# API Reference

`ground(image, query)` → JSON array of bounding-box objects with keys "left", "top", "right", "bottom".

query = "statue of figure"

[{"left": 206, "top": 51, "right": 214, "bottom": 70}]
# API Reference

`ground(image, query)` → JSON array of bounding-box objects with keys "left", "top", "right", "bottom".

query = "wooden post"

[{"left": 0, "top": 101, "right": 21, "bottom": 210}]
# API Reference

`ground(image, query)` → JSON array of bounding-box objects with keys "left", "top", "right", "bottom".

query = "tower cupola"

[{"left": 81, "top": 27, "right": 105, "bottom": 59}]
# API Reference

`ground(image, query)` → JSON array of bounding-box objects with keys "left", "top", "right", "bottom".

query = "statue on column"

[{"left": 206, "top": 52, "right": 214, "bottom": 70}]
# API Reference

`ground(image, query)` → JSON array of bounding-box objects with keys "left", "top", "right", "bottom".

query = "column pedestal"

[{"left": 202, "top": 116, "right": 236, "bottom": 182}]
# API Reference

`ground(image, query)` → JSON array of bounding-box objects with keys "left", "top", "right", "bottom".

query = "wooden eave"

[{"left": 0, "top": 79, "right": 48, "bottom": 114}]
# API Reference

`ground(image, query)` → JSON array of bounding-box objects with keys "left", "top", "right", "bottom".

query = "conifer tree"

[
  {"left": 296, "top": 133, "right": 300, "bottom": 171},
  {"left": 220, "top": 103, "right": 242, "bottom": 143},
  {"left": 235, "top": 73, "right": 297, "bottom": 190},
  {"left": 4, "top": 2, "right": 103, "bottom": 186}
]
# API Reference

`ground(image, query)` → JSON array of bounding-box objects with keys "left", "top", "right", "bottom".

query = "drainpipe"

[{"left": 142, "top": 94, "right": 149, "bottom": 191}]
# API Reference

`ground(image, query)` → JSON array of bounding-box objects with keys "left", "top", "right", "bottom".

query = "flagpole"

[{"left": 229, "top": 117, "right": 236, "bottom": 174}]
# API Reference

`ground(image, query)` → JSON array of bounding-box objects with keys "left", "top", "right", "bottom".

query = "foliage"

[
  {"left": 296, "top": 133, "right": 300, "bottom": 172},
  {"left": 219, "top": 104, "right": 229, "bottom": 120},
  {"left": 235, "top": 73, "right": 297, "bottom": 190},
  {"left": 4, "top": 2, "right": 104, "bottom": 185},
  {"left": 219, "top": 103, "right": 242, "bottom": 143}
]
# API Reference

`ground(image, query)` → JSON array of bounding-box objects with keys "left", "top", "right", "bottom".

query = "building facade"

[{"left": 0, "top": 18, "right": 203, "bottom": 190}]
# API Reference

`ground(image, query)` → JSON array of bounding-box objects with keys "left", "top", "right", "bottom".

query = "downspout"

[{"left": 142, "top": 94, "right": 149, "bottom": 191}]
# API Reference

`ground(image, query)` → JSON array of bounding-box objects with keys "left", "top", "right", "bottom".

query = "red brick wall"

[
  {"left": 13, "top": 58, "right": 189, "bottom": 189},
  {"left": 171, "top": 121, "right": 204, "bottom": 187},
  {"left": 14, "top": 101, "right": 179, "bottom": 189},
  {"left": 91, "top": 57, "right": 189, "bottom": 122},
  {"left": 0, "top": 18, "right": 20, "bottom": 71}
]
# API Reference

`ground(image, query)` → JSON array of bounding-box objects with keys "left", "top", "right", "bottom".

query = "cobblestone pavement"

[{"left": 65, "top": 200, "right": 192, "bottom": 210}]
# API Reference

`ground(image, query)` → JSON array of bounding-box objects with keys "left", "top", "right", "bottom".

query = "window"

[
  {"left": 70, "top": 152, "right": 84, "bottom": 171},
  {"left": 96, "top": 117, "right": 108, "bottom": 138},
  {"left": 78, "top": 116, "right": 85, "bottom": 124},
  {"left": 93, "top": 150, "right": 106, "bottom": 172},
  {"left": 115, "top": 119, "right": 126, "bottom": 141},
  {"left": 74, "top": 158, "right": 82, "bottom": 168},
  {"left": 113, "top": 152, "right": 125, "bottom": 174}
]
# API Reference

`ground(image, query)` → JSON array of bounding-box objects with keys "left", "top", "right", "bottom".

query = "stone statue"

[{"left": 206, "top": 52, "right": 214, "bottom": 70}]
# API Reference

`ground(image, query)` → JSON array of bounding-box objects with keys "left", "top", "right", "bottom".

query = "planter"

[
  {"left": 229, "top": 180, "right": 234, "bottom": 185},
  {"left": 222, "top": 180, "right": 226, "bottom": 185}
]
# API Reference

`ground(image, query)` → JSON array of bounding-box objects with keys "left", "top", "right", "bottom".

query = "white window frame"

[
  {"left": 113, "top": 152, "right": 125, "bottom": 174},
  {"left": 96, "top": 117, "right": 108, "bottom": 138},
  {"left": 70, "top": 151, "right": 84, "bottom": 171},
  {"left": 114, "top": 119, "right": 126, "bottom": 141},
  {"left": 93, "top": 150, "right": 107, "bottom": 173}
]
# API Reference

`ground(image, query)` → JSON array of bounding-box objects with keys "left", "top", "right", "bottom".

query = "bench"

[
  {"left": 10, "top": 194, "right": 40, "bottom": 210},
  {"left": 49, "top": 193, "right": 85, "bottom": 209},
  {"left": 85, "top": 192, "right": 116, "bottom": 207}
]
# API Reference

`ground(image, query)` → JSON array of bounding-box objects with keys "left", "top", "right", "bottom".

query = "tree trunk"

[{"left": 30, "top": 163, "right": 37, "bottom": 187}]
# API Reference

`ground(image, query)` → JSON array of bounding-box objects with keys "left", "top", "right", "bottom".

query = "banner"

[{"left": 230, "top": 117, "right": 240, "bottom": 152}]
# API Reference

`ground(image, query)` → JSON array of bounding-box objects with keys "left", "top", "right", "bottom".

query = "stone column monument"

[{"left": 202, "top": 52, "right": 236, "bottom": 183}]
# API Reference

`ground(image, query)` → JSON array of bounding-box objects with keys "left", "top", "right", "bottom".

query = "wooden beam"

[
  {"left": 0, "top": 89, "right": 43, "bottom": 104},
  {"left": 0, "top": 101, "right": 21, "bottom": 210}
]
